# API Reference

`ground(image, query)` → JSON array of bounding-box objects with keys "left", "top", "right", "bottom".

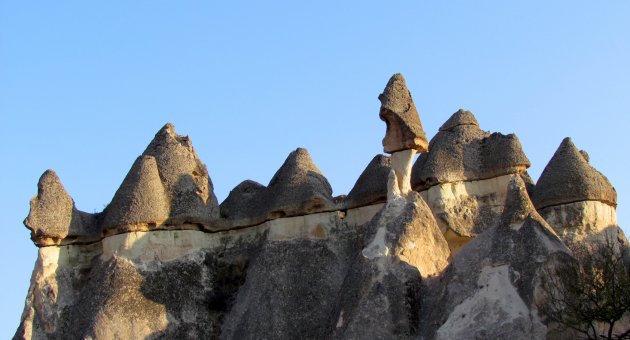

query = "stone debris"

[
  {"left": 378, "top": 73, "right": 428, "bottom": 154},
  {"left": 533, "top": 137, "right": 617, "bottom": 210}
]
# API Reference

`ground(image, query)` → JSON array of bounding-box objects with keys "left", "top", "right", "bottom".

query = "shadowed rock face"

[
  {"left": 344, "top": 154, "right": 391, "bottom": 209},
  {"left": 533, "top": 137, "right": 617, "bottom": 210},
  {"left": 24, "top": 170, "right": 98, "bottom": 246},
  {"left": 411, "top": 109, "right": 530, "bottom": 191},
  {"left": 220, "top": 148, "right": 335, "bottom": 227},
  {"left": 379, "top": 73, "right": 428, "bottom": 154}
]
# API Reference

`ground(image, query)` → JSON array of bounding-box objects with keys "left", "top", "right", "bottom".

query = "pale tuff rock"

[
  {"left": 344, "top": 155, "right": 391, "bottom": 209},
  {"left": 220, "top": 148, "right": 335, "bottom": 227},
  {"left": 533, "top": 137, "right": 617, "bottom": 210},
  {"left": 391, "top": 149, "right": 416, "bottom": 196},
  {"left": 419, "top": 174, "right": 514, "bottom": 254},
  {"left": 411, "top": 109, "right": 530, "bottom": 191},
  {"left": 424, "top": 176, "right": 572, "bottom": 339},
  {"left": 24, "top": 170, "right": 99, "bottom": 246},
  {"left": 101, "top": 155, "right": 170, "bottom": 234},
  {"left": 143, "top": 123, "right": 219, "bottom": 225},
  {"left": 332, "top": 191, "right": 449, "bottom": 339},
  {"left": 378, "top": 73, "right": 428, "bottom": 154}
]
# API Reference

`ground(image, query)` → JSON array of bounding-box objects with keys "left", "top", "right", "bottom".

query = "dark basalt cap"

[
  {"left": 412, "top": 110, "right": 530, "bottom": 191},
  {"left": 102, "top": 155, "right": 170, "bottom": 230},
  {"left": 142, "top": 123, "right": 219, "bottom": 224},
  {"left": 378, "top": 73, "right": 429, "bottom": 154},
  {"left": 24, "top": 170, "right": 98, "bottom": 246},
  {"left": 344, "top": 154, "right": 391, "bottom": 209},
  {"left": 533, "top": 138, "right": 617, "bottom": 209}
]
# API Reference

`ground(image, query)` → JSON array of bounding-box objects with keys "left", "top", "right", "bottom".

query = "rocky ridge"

[{"left": 15, "top": 74, "right": 628, "bottom": 340}]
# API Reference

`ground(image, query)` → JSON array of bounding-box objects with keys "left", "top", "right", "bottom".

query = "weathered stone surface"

[
  {"left": 101, "top": 155, "right": 170, "bottom": 234},
  {"left": 24, "top": 170, "right": 99, "bottom": 246},
  {"left": 344, "top": 154, "right": 391, "bottom": 210},
  {"left": 411, "top": 109, "right": 530, "bottom": 191},
  {"left": 532, "top": 137, "right": 617, "bottom": 210},
  {"left": 379, "top": 73, "right": 428, "bottom": 154},
  {"left": 423, "top": 177, "right": 572, "bottom": 340},
  {"left": 419, "top": 174, "right": 515, "bottom": 254},
  {"left": 332, "top": 189, "right": 449, "bottom": 339},
  {"left": 220, "top": 148, "right": 335, "bottom": 227},
  {"left": 143, "top": 123, "right": 219, "bottom": 225}
]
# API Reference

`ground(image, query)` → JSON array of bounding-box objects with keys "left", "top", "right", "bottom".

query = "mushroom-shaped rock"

[
  {"left": 266, "top": 148, "right": 335, "bottom": 218},
  {"left": 423, "top": 176, "right": 572, "bottom": 339},
  {"left": 24, "top": 170, "right": 99, "bottom": 246},
  {"left": 344, "top": 155, "right": 391, "bottom": 209},
  {"left": 142, "top": 123, "right": 219, "bottom": 225},
  {"left": 532, "top": 137, "right": 617, "bottom": 210},
  {"left": 102, "top": 155, "right": 169, "bottom": 233},
  {"left": 378, "top": 73, "right": 428, "bottom": 154},
  {"left": 412, "top": 109, "right": 530, "bottom": 191}
]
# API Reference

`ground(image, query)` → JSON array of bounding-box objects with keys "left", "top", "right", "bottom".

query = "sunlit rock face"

[
  {"left": 411, "top": 110, "right": 532, "bottom": 253},
  {"left": 15, "top": 74, "right": 627, "bottom": 340}
]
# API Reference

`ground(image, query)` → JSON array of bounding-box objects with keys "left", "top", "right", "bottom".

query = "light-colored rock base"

[{"left": 420, "top": 174, "right": 514, "bottom": 253}]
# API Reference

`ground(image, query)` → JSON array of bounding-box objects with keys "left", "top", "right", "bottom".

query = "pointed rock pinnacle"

[
  {"left": 533, "top": 137, "right": 617, "bottom": 209},
  {"left": 378, "top": 73, "right": 429, "bottom": 154}
]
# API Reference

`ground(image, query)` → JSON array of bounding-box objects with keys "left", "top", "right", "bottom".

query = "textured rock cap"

[
  {"left": 220, "top": 148, "right": 335, "bottom": 225},
  {"left": 24, "top": 170, "right": 98, "bottom": 245},
  {"left": 412, "top": 109, "right": 530, "bottom": 190},
  {"left": 378, "top": 73, "right": 429, "bottom": 153},
  {"left": 101, "top": 155, "right": 170, "bottom": 231},
  {"left": 533, "top": 137, "right": 617, "bottom": 209},
  {"left": 344, "top": 154, "right": 391, "bottom": 209},
  {"left": 142, "top": 123, "right": 219, "bottom": 225}
]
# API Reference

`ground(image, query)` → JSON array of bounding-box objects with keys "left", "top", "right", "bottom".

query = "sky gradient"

[{"left": 1, "top": 1, "right": 629, "bottom": 336}]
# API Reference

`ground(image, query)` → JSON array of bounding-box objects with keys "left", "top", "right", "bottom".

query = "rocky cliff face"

[{"left": 15, "top": 74, "right": 628, "bottom": 339}]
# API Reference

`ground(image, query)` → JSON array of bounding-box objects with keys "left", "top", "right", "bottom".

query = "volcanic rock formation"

[{"left": 14, "top": 74, "right": 628, "bottom": 340}]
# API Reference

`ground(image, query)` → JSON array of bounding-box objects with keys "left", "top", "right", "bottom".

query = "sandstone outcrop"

[
  {"left": 24, "top": 170, "right": 99, "bottom": 246},
  {"left": 15, "top": 74, "right": 628, "bottom": 340},
  {"left": 411, "top": 109, "right": 532, "bottom": 253}
]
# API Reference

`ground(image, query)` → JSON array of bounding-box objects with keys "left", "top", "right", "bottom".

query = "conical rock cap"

[
  {"left": 344, "top": 154, "right": 391, "bottom": 209},
  {"left": 378, "top": 73, "right": 428, "bottom": 153},
  {"left": 533, "top": 138, "right": 617, "bottom": 209},
  {"left": 143, "top": 123, "right": 219, "bottom": 224},
  {"left": 24, "top": 170, "right": 97, "bottom": 245},
  {"left": 102, "top": 155, "right": 169, "bottom": 230},
  {"left": 412, "top": 110, "right": 530, "bottom": 190}
]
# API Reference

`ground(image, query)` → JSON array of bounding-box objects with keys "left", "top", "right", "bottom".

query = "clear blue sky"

[{"left": 1, "top": 1, "right": 629, "bottom": 336}]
